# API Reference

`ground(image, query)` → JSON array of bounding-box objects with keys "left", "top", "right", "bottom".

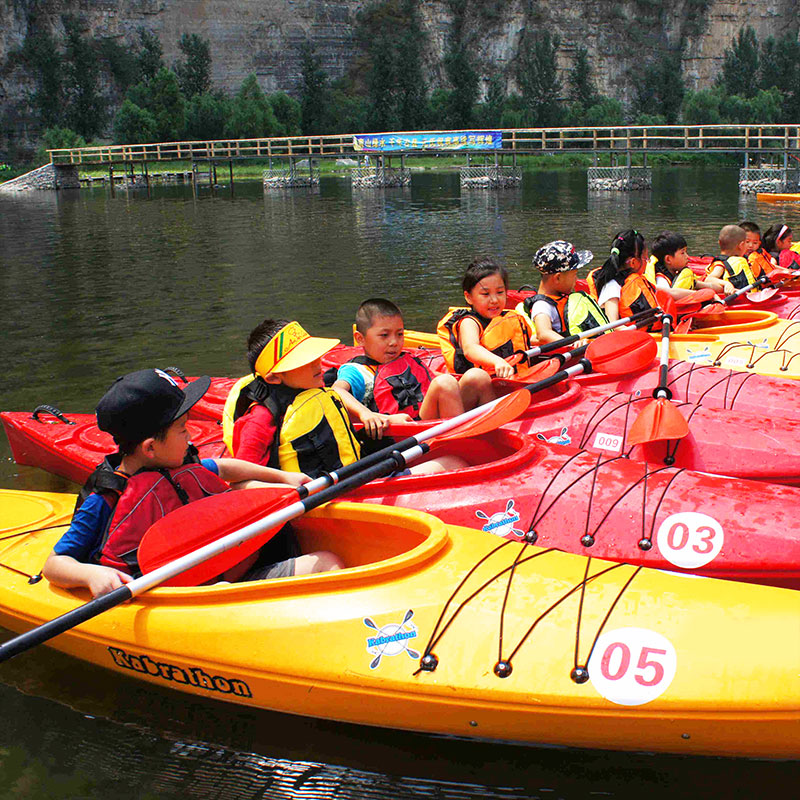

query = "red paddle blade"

[
  {"left": 433, "top": 389, "right": 531, "bottom": 442},
  {"left": 138, "top": 486, "right": 296, "bottom": 587},
  {"left": 654, "top": 289, "right": 678, "bottom": 320},
  {"left": 747, "top": 287, "right": 779, "bottom": 303},
  {"left": 675, "top": 317, "right": 693, "bottom": 334},
  {"left": 676, "top": 288, "right": 717, "bottom": 310},
  {"left": 627, "top": 398, "right": 690, "bottom": 446},
  {"left": 517, "top": 358, "right": 561, "bottom": 383},
  {"left": 585, "top": 329, "right": 658, "bottom": 375}
]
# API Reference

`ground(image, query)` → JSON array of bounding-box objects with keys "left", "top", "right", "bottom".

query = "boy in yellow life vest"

[
  {"left": 515, "top": 240, "right": 606, "bottom": 344},
  {"left": 705, "top": 225, "right": 758, "bottom": 291},
  {"left": 739, "top": 221, "right": 777, "bottom": 278},
  {"left": 646, "top": 231, "right": 732, "bottom": 299},
  {"left": 226, "top": 319, "right": 466, "bottom": 479}
]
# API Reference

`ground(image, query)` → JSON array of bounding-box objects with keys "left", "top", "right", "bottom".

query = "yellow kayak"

[
  {"left": 404, "top": 310, "right": 800, "bottom": 380},
  {"left": 0, "top": 492, "right": 798, "bottom": 759},
  {"left": 756, "top": 193, "right": 800, "bottom": 202}
]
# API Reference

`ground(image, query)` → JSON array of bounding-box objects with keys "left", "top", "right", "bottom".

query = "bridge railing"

[{"left": 47, "top": 125, "right": 800, "bottom": 165}]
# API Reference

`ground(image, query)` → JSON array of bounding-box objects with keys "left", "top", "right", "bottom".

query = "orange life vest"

[{"left": 436, "top": 308, "right": 533, "bottom": 375}]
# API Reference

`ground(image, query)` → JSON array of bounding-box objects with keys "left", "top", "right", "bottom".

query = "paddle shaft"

[
  {"left": 654, "top": 315, "right": 672, "bottom": 400},
  {"left": 724, "top": 275, "right": 768, "bottom": 305},
  {"left": 520, "top": 307, "right": 659, "bottom": 360}
]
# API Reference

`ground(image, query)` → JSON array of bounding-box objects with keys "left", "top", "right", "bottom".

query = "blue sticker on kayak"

[
  {"left": 475, "top": 499, "right": 524, "bottom": 538},
  {"left": 364, "top": 610, "right": 419, "bottom": 669}
]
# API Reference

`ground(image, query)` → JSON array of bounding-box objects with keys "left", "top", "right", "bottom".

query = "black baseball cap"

[{"left": 96, "top": 368, "right": 211, "bottom": 444}]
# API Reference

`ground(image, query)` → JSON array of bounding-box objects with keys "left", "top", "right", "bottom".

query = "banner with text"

[{"left": 353, "top": 131, "right": 502, "bottom": 152}]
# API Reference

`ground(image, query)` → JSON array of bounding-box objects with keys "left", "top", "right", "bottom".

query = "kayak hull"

[
  {"left": 0, "top": 498, "right": 797, "bottom": 759},
  {"left": 1, "top": 411, "right": 226, "bottom": 485}
]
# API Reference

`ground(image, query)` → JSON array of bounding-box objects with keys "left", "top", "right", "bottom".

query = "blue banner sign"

[{"left": 353, "top": 131, "right": 502, "bottom": 152}]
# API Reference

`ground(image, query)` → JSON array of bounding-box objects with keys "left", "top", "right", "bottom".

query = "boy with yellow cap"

[{"left": 226, "top": 319, "right": 466, "bottom": 477}]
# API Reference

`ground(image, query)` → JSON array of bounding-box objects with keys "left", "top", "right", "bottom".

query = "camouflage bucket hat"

[{"left": 533, "top": 240, "right": 593, "bottom": 274}]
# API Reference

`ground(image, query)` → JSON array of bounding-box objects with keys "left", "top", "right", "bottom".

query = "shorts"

[
  {"left": 243, "top": 556, "right": 296, "bottom": 580},
  {"left": 242, "top": 523, "right": 301, "bottom": 581}
]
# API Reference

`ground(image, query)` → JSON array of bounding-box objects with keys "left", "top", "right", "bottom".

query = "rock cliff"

[{"left": 1, "top": 0, "right": 798, "bottom": 155}]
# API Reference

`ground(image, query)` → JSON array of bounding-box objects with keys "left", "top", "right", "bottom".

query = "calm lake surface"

[{"left": 1, "top": 167, "right": 799, "bottom": 797}]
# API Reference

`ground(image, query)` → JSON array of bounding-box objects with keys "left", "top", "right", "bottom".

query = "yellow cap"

[{"left": 254, "top": 321, "right": 340, "bottom": 376}]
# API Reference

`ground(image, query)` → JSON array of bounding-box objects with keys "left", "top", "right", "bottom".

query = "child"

[
  {"left": 227, "top": 319, "right": 467, "bottom": 478},
  {"left": 763, "top": 223, "right": 800, "bottom": 270},
  {"left": 739, "top": 221, "right": 777, "bottom": 277},
  {"left": 333, "top": 298, "right": 493, "bottom": 419},
  {"left": 705, "top": 224, "right": 760, "bottom": 290},
  {"left": 515, "top": 240, "right": 606, "bottom": 344},
  {"left": 437, "top": 258, "right": 535, "bottom": 380},
  {"left": 586, "top": 230, "right": 660, "bottom": 324},
  {"left": 647, "top": 231, "right": 732, "bottom": 299},
  {"left": 43, "top": 369, "right": 339, "bottom": 599}
]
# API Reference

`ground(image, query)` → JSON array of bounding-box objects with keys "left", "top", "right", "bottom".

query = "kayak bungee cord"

[
  {"left": 669, "top": 361, "right": 759, "bottom": 410},
  {"left": 0, "top": 523, "right": 69, "bottom": 582}
]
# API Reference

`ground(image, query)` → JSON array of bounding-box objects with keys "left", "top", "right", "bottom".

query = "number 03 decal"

[
  {"left": 588, "top": 628, "right": 677, "bottom": 706},
  {"left": 655, "top": 511, "right": 724, "bottom": 569}
]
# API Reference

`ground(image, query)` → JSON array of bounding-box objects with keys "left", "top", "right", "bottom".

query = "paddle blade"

[
  {"left": 433, "top": 389, "right": 531, "bottom": 442},
  {"left": 138, "top": 487, "right": 296, "bottom": 587},
  {"left": 675, "top": 288, "right": 718, "bottom": 313},
  {"left": 585, "top": 329, "right": 657, "bottom": 375},
  {"left": 747, "top": 286, "right": 779, "bottom": 303},
  {"left": 627, "top": 398, "right": 690, "bottom": 446},
  {"left": 517, "top": 358, "right": 561, "bottom": 383}
]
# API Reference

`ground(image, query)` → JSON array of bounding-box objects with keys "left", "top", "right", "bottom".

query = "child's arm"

[
  {"left": 212, "top": 458, "right": 311, "bottom": 488},
  {"left": 331, "top": 379, "right": 411, "bottom": 438},
  {"left": 43, "top": 553, "right": 132, "bottom": 598},
  {"left": 458, "top": 317, "right": 522, "bottom": 379},
  {"left": 532, "top": 312, "right": 563, "bottom": 344},
  {"left": 702, "top": 272, "right": 734, "bottom": 295},
  {"left": 601, "top": 297, "right": 620, "bottom": 323}
]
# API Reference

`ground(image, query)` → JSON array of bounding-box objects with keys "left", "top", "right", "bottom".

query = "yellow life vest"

[
  {"left": 436, "top": 307, "right": 533, "bottom": 375},
  {"left": 517, "top": 291, "right": 607, "bottom": 338},
  {"left": 707, "top": 255, "right": 755, "bottom": 290},
  {"left": 645, "top": 256, "right": 696, "bottom": 290},
  {"left": 223, "top": 377, "right": 360, "bottom": 477}
]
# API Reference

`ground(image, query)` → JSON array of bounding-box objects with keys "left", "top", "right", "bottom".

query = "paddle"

[
  {"left": 676, "top": 276, "right": 769, "bottom": 330},
  {"left": 516, "top": 307, "right": 660, "bottom": 364},
  {"left": 627, "top": 314, "right": 690, "bottom": 449},
  {"left": 0, "top": 330, "right": 655, "bottom": 662}
]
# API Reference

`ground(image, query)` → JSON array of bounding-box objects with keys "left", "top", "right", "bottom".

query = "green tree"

[
  {"left": 517, "top": 30, "right": 561, "bottom": 127},
  {"left": 568, "top": 46, "right": 598, "bottom": 108},
  {"left": 478, "top": 75, "right": 506, "bottom": 127},
  {"left": 584, "top": 98, "right": 625, "bottom": 126},
  {"left": 681, "top": 89, "right": 723, "bottom": 124},
  {"left": 760, "top": 34, "right": 800, "bottom": 121},
  {"left": 224, "top": 74, "right": 279, "bottom": 138},
  {"left": 19, "top": 29, "right": 64, "bottom": 128},
  {"left": 125, "top": 67, "right": 185, "bottom": 141},
  {"left": 175, "top": 33, "right": 212, "bottom": 98},
  {"left": 329, "top": 79, "right": 370, "bottom": 133},
  {"left": 395, "top": 6, "right": 428, "bottom": 129},
  {"left": 722, "top": 88, "right": 782, "bottom": 124},
  {"left": 299, "top": 42, "right": 332, "bottom": 134},
  {"left": 718, "top": 26, "right": 760, "bottom": 98},
  {"left": 185, "top": 92, "right": 230, "bottom": 139},
  {"left": 444, "top": 0, "right": 478, "bottom": 128},
  {"left": 268, "top": 92, "right": 302, "bottom": 136},
  {"left": 137, "top": 28, "right": 164, "bottom": 83},
  {"left": 36, "top": 127, "right": 87, "bottom": 163},
  {"left": 62, "top": 16, "right": 105, "bottom": 138},
  {"left": 113, "top": 99, "right": 157, "bottom": 143},
  {"left": 634, "top": 51, "right": 684, "bottom": 124}
]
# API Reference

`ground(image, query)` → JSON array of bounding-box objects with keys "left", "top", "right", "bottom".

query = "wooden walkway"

[{"left": 47, "top": 125, "right": 800, "bottom": 166}]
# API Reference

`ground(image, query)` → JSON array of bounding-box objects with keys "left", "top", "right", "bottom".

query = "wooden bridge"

[{"left": 47, "top": 124, "right": 800, "bottom": 167}]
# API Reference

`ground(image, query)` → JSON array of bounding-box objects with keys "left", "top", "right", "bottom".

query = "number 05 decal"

[
  {"left": 588, "top": 628, "right": 677, "bottom": 706},
  {"left": 655, "top": 511, "right": 724, "bottom": 569}
]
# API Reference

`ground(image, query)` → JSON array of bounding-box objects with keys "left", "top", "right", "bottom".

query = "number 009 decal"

[
  {"left": 588, "top": 628, "right": 677, "bottom": 706},
  {"left": 655, "top": 511, "right": 724, "bottom": 569}
]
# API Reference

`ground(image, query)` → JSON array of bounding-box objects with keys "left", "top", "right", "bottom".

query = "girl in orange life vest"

[
  {"left": 739, "top": 221, "right": 778, "bottom": 278},
  {"left": 587, "top": 230, "right": 659, "bottom": 325},
  {"left": 763, "top": 223, "right": 800, "bottom": 270},
  {"left": 437, "top": 258, "right": 534, "bottom": 382}
]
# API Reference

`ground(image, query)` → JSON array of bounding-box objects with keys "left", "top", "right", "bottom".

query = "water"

[{"left": 1, "top": 167, "right": 799, "bottom": 797}]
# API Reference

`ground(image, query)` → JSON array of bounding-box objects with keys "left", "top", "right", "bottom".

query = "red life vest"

[
  {"left": 348, "top": 353, "right": 433, "bottom": 418},
  {"left": 99, "top": 463, "right": 230, "bottom": 576}
]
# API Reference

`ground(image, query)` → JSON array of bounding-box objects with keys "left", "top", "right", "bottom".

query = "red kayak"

[
  {"left": 314, "top": 346, "right": 800, "bottom": 484},
  {"left": 3, "top": 411, "right": 799, "bottom": 589},
  {"left": 0, "top": 409, "right": 227, "bottom": 485}
]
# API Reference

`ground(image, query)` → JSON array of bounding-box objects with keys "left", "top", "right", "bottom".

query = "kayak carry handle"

[
  {"left": 161, "top": 366, "right": 188, "bottom": 383},
  {"left": 31, "top": 405, "right": 73, "bottom": 424}
]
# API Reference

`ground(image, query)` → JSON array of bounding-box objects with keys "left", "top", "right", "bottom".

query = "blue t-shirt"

[
  {"left": 336, "top": 362, "right": 374, "bottom": 406},
  {"left": 53, "top": 459, "right": 220, "bottom": 562}
]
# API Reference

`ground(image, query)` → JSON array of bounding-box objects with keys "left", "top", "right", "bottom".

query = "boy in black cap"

[{"left": 43, "top": 369, "right": 340, "bottom": 598}]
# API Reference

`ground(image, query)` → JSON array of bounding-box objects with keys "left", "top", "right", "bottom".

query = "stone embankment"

[{"left": 0, "top": 164, "right": 79, "bottom": 192}]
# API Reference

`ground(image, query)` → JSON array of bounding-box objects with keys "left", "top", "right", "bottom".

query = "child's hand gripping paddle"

[{"left": 627, "top": 314, "right": 690, "bottom": 449}]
